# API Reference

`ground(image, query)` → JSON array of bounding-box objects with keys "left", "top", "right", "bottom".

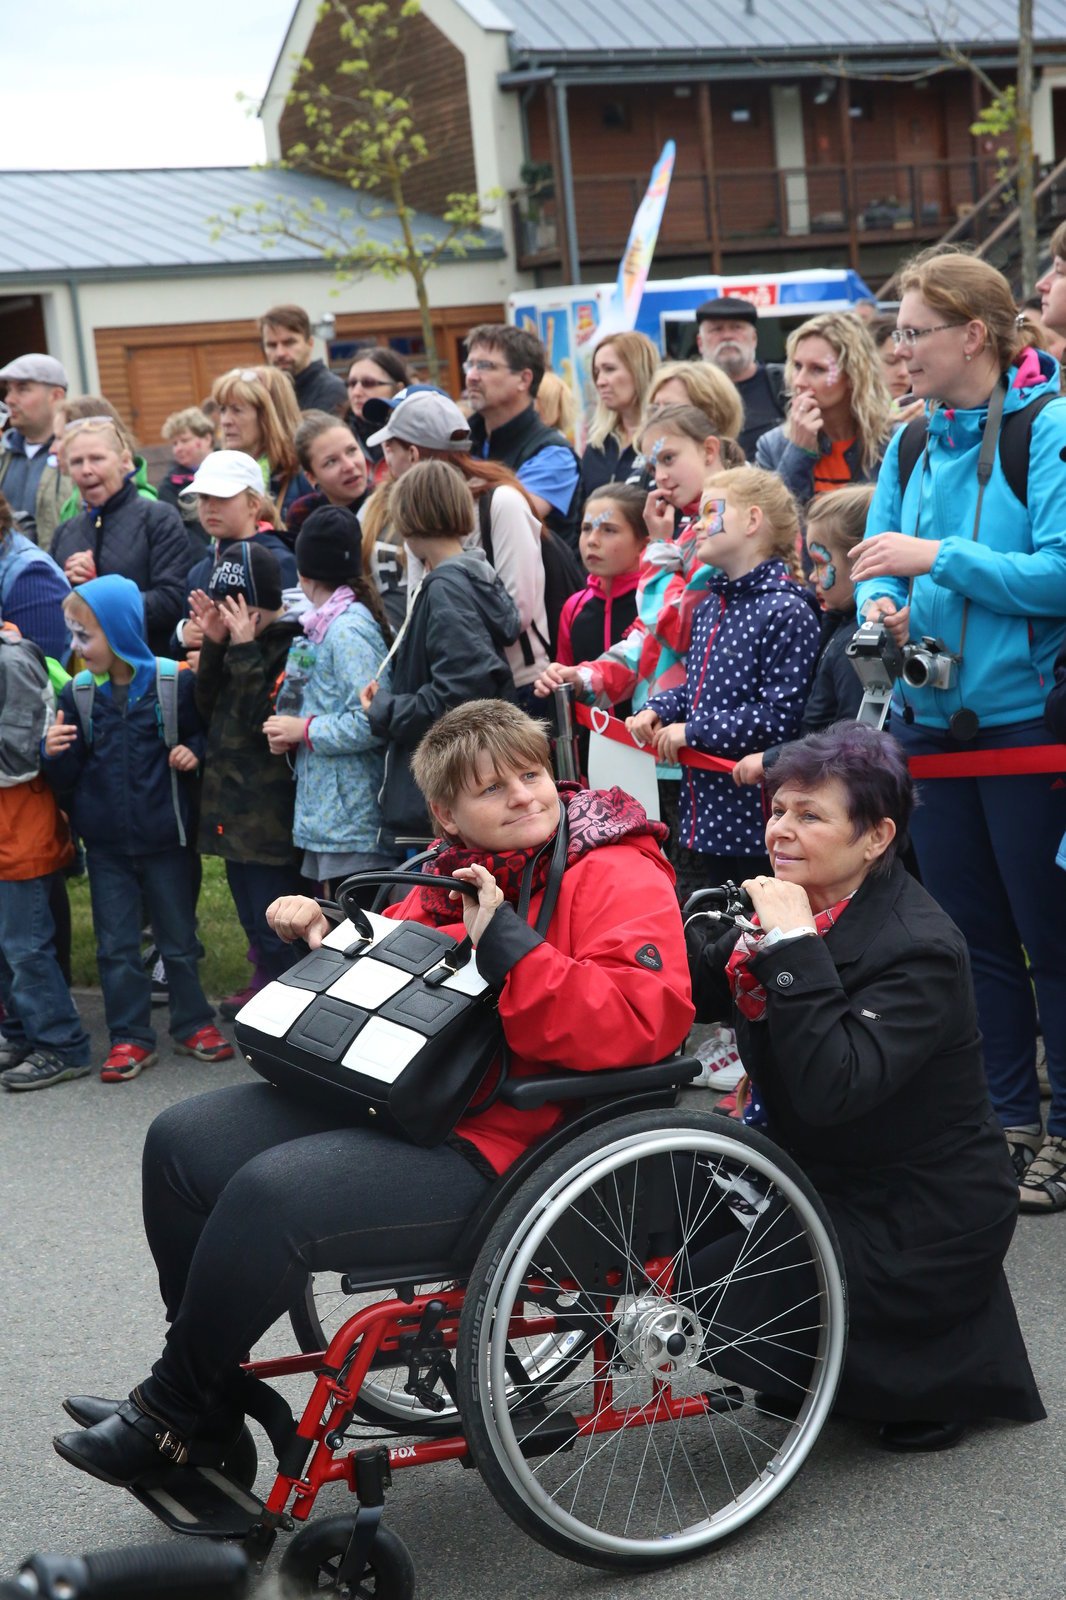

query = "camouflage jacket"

[{"left": 195, "top": 616, "right": 303, "bottom": 865}]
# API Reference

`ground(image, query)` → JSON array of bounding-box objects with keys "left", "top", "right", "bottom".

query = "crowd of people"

[
  {"left": 0, "top": 245, "right": 1063, "bottom": 1485},
  {"left": 0, "top": 264, "right": 1062, "bottom": 1175}
]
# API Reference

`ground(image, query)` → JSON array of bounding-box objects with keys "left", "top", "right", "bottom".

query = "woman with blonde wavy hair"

[
  {"left": 756, "top": 311, "right": 891, "bottom": 505},
  {"left": 210, "top": 366, "right": 311, "bottom": 529},
  {"left": 646, "top": 359, "right": 745, "bottom": 445},
  {"left": 579, "top": 330, "right": 660, "bottom": 498}
]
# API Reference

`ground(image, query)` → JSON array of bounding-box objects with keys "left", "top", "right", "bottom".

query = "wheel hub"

[{"left": 612, "top": 1295, "right": 704, "bottom": 1375}]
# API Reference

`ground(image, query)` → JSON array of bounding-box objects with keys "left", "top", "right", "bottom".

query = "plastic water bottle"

[{"left": 275, "top": 638, "right": 316, "bottom": 715}]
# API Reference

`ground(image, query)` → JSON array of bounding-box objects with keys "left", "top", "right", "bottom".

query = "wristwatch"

[{"left": 759, "top": 925, "right": 817, "bottom": 953}]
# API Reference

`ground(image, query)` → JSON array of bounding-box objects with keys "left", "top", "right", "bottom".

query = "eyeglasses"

[
  {"left": 463, "top": 358, "right": 509, "bottom": 374},
  {"left": 890, "top": 324, "right": 964, "bottom": 348},
  {"left": 348, "top": 376, "right": 389, "bottom": 389}
]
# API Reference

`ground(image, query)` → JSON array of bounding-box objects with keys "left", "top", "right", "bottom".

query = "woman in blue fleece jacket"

[{"left": 852, "top": 250, "right": 1066, "bottom": 1211}]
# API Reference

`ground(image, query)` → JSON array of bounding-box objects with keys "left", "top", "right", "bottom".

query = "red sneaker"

[
  {"left": 100, "top": 1044, "right": 158, "bottom": 1083},
  {"left": 176, "top": 1024, "right": 235, "bottom": 1063}
]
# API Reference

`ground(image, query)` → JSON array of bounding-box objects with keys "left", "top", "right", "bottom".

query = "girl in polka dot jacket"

[{"left": 628, "top": 467, "right": 820, "bottom": 881}]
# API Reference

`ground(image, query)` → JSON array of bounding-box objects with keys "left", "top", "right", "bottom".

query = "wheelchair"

[{"left": 121, "top": 886, "right": 848, "bottom": 1596}]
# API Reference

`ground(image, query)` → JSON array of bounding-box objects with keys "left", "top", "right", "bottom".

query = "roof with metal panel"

[
  {"left": 0, "top": 165, "right": 502, "bottom": 281},
  {"left": 486, "top": 0, "right": 1066, "bottom": 58}
]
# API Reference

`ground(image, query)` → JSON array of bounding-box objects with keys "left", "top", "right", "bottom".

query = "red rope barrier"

[{"left": 573, "top": 704, "right": 1066, "bottom": 781}]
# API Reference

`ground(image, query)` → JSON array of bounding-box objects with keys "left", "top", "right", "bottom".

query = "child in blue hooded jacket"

[{"left": 40, "top": 575, "right": 233, "bottom": 1081}]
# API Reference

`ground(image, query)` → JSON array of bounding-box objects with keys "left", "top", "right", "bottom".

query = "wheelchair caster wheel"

[{"left": 278, "top": 1515, "right": 415, "bottom": 1598}]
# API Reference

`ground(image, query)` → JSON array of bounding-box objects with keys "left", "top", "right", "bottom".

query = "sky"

[{"left": 3, "top": 0, "right": 298, "bottom": 170}]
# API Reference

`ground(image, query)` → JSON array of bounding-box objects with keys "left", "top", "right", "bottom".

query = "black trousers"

[{"left": 138, "top": 1084, "right": 490, "bottom": 1431}]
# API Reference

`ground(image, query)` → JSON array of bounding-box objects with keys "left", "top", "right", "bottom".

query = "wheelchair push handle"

[
  {"left": 10, "top": 1542, "right": 248, "bottom": 1600},
  {"left": 681, "top": 880, "right": 755, "bottom": 926}
]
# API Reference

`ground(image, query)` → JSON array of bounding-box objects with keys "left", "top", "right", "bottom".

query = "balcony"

[{"left": 512, "top": 158, "right": 1006, "bottom": 273}]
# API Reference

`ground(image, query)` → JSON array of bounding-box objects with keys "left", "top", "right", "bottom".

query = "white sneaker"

[{"left": 693, "top": 1025, "right": 745, "bottom": 1091}]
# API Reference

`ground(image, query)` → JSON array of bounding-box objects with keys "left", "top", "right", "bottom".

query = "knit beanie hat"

[
  {"left": 207, "top": 539, "right": 283, "bottom": 611},
  {"left": 295, "top": 505, "right": 363, "bottom": 584}
]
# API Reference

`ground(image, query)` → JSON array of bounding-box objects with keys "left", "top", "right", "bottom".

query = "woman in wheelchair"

[
  {"left": 53, "top": 699, "right": 695, "bottom": 1488},
  {"left": 685, "top": 720, "right": 1044, "bottom": 1451}
]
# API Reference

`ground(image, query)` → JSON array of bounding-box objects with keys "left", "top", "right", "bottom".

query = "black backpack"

[
  {"left": 478, "top": 489, "right": 585, "bottom": 664},
  {"left": 896, "top": 391, "right": 1058, "bottom": 507}
]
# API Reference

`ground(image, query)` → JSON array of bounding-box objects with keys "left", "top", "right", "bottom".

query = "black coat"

[
  {"left": 366, "top": 553, "right": 519, "bottom": 846},
  {"left": 687, "top": 862, "right": 1044, "bottom": 1424},
  {"left": 293, "top": 360, "right": 347, "bottom": 416},
  {"left": 50, "top": 483, "right": 191, "bottom": 656}
]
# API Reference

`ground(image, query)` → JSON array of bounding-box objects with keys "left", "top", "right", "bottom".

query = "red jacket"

[{"left": 388, "top": 832, "right": 694, "bottom": 1173}]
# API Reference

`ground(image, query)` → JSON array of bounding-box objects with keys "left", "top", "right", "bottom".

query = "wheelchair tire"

[
  {"left": 457, "top": 1108, "right": 847, "bottom": 1571},
  {"left": 277, "top": 1515, "right": 415, "bottom": 1598}
]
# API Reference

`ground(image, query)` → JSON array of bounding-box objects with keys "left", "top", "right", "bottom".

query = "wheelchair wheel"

[
  {"left": 458, "top": 1109, "right": 847, "bottom": 1571},
  {"left": 292, "top": 1276, "right": 586, "bottom": 1437},
  {"left": 278, "top": 1515, "right": 414, "bottom": 1598}
]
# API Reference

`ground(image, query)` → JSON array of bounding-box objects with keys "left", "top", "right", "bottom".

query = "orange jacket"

[{"left": 0, "top": 777, "right": 74, "bottom": 881}]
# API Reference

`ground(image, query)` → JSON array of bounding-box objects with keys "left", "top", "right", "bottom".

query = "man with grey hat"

[
  {"left": 0, "top": 354, "right": 72, "bottom": 546},
  {"left": 694, "top": 298, "right": 785, "bottom": 459}
]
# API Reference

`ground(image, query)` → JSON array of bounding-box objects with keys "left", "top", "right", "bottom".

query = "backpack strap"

[
  {"left": 765, "top": 362, "right": 788, "bottom": 416},
  {"left": 154, "top": 658, "right": 186, "bottom": 848},
  {"left": 896, "top": 415, "right": 928, "bottom": 499},
  {"left": 896, "top": 390, "right": 1057, "bottom": 508},
  {"left": 998, "top": 390, "right": 1058, "bottom": 506},
  {"left": 478, "top": 486, "right": 538, "bottom": 668},
  {"left": 155, "top": 658, "right": 180, "bottom": 748},
  {"left": 71, "top": 669, "right": 96, "bottom": 746}
]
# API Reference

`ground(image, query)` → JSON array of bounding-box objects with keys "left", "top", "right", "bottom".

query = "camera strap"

[{"left": 905, "top": 375, "right": 1007, "bottom": 665}]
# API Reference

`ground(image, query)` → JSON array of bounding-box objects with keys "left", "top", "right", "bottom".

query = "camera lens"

[{"left": 901, "top": 653, "right": 929, "bottom": 688}]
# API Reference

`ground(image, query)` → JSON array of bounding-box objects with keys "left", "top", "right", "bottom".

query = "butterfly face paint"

[
  {"left": 648, "top": 435, "right": 667, "bottom": 466},
  {"left": 582, "top": 510, "right": 611, "bottom": 532},
  {"left": 825, "top": 359, "right": 841, "bottom": 388},
  {"left": 809, "top": 540, "right": 837, "bottom": 592},
  {"left": 700, "top": 496, "right": 727, "bottom": 535}
]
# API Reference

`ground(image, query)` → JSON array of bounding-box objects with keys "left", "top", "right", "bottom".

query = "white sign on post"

[{"left": 586, "top": 708, "right": 661, "bottom": 820}]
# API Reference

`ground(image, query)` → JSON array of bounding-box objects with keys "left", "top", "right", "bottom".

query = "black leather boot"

[
  {"left": 63, "top": 1394, "right": 121, "bottom": 1428},
  {"left": 53, "top": 1398, "right": 192, "bottom": 1486},
  {"left": 878, "top": 1419, "right": 966, "bottom": 1453}
]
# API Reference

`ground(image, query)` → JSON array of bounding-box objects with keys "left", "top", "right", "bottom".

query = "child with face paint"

[
  {"left": 535, "top": 406, "right": 745, "bottom": 716},
  {"left": 547, "top": 483, "right": 649, "bottom": 719},
  {"left": 732, "top": 483, "right": 874, "bottom": 787},
  {"left": 628, "top": 467, "right": 821, "bottom": 881}
]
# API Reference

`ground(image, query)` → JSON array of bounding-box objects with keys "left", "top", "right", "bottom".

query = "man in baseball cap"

[
  {"left": 694, "top": 298, "right": 785, "bottom": 458},
  {"left": 0, "top": 353, "right": 72, "bottom": 544}
]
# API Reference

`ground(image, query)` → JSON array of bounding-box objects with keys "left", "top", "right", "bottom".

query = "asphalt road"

[{"left": 1, "top": 991, "right": 1063, "bottom": 1598}]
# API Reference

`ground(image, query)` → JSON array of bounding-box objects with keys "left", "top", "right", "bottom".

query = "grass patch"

[{"left": 69, "top": 855, "right": 250, "bottom": 999}]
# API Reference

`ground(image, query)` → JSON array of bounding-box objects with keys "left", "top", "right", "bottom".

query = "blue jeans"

[
  {"left": 88, "top": 848, "right": 214, "bottom": 1049},
  {"left": 893, "top": 718, "right": 1066, "bottom": 1134},
  {"left": 0, "top": 874, "right": 89, "bottom": 1064},
  {"left": 223, "top": 859, "right": 303, "bottom": 981}
]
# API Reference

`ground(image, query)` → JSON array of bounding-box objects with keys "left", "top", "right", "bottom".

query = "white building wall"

[{"left": 25, "top": 255, "right": 515, "bottom": 396}]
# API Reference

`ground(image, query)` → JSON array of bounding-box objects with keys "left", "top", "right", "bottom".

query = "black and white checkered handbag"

[{"left": 234, "top": 807, "right": 568, "bottom": 1147}]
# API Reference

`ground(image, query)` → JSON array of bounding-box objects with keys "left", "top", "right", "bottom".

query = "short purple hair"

[{"left": 764, "top": 722, "right": 914, "bottom": 875}]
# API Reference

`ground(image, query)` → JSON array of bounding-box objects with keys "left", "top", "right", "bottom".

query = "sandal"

[
  {"left": 1018, "top": 1135, "right": 1066, "bottom": 1212},
  {"left": 1004, "top": 1126, "right": 1043, "bottom": 1180}
]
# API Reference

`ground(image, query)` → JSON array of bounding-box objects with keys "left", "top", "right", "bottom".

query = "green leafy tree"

[{"left": 213, "top": 0, "right": 498, "bottom": 383}]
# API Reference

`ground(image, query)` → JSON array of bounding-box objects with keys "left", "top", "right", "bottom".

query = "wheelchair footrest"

[{"left": 130, "top": 1463, "right": 266, "bottom": 1538}]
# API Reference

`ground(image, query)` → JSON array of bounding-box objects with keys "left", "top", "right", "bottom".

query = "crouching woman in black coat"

[{"left": 686, "top": 721, "right": 1044, "bottom": 1450}]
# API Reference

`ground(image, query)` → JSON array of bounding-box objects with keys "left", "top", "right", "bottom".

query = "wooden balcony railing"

[{"left": 512, "top": 158, "right": 1006, "bottom": 272}]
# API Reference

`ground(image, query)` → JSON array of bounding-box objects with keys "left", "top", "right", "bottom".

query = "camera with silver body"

[
  {"left": 846, "top": 619, "right": 904, "bottom": 729},
  {"left": 899, "top": 636, "right": 960, "bottom": 691}
]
